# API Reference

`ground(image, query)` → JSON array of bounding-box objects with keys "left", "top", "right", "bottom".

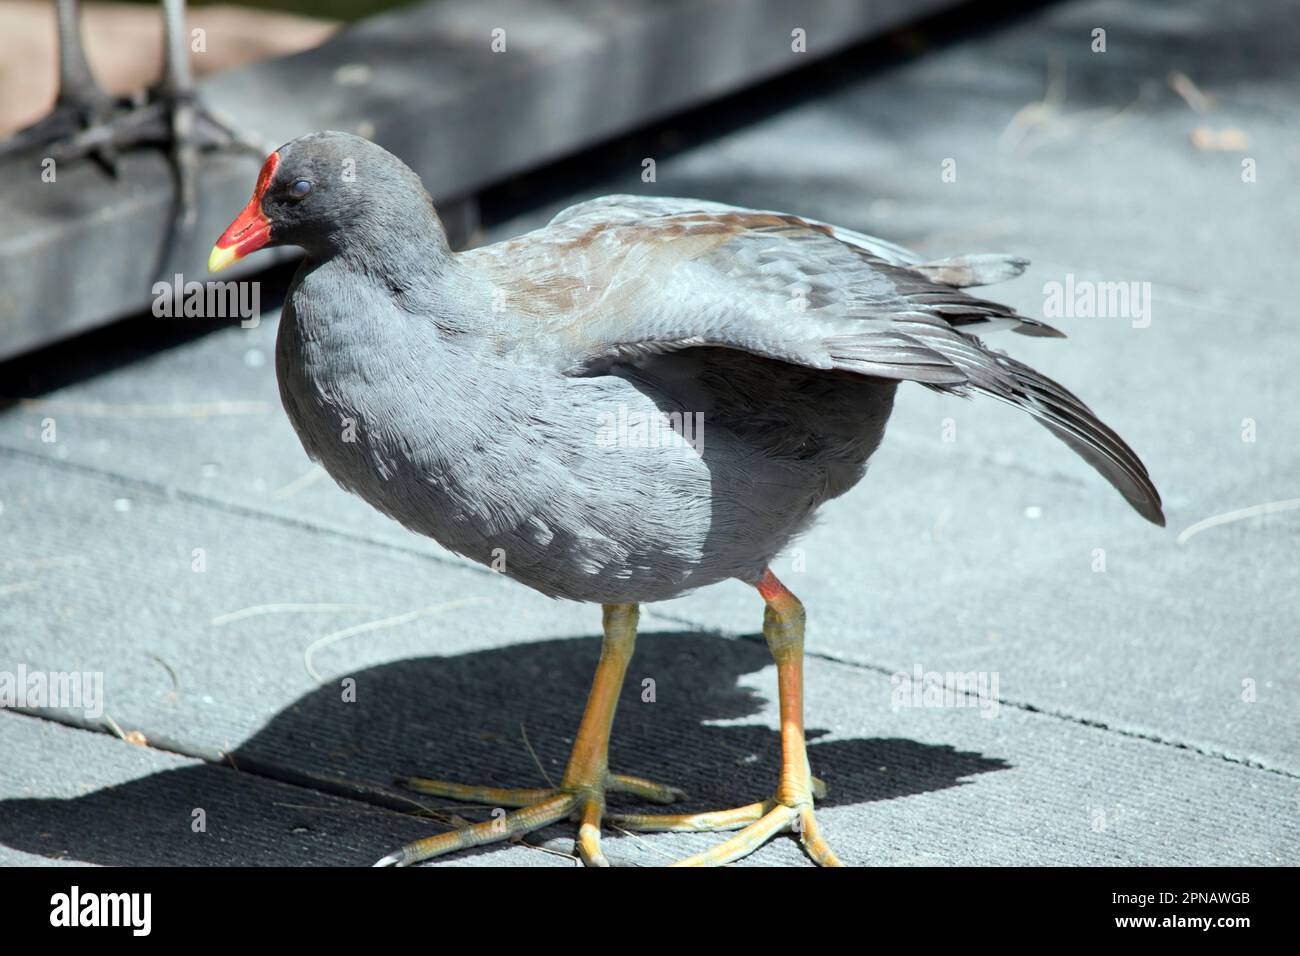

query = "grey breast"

[{"left": 274, "top": 274, "right": 893, "bottom": 604}]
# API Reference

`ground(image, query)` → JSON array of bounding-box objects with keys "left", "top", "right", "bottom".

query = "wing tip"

[
  {"left": 914, "top": 253, "right": 1030, "bottom": 289},
  {"left": 1137, "top": 497, "right": 1167, "bottom": 527},
  {"left": 1011, "top": 318, "right": 1067, "bottom": 338}
]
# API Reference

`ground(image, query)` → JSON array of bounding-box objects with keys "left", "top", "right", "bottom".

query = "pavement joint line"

[
  {"left": 641, "top": 607, "right": 1300, "bottom": 782},
  {"left": 3, "top": 706, "right": 443, "bottom": 818},
  {"left": 6, "top": 630, "right": 1297, "bottom": 846},
  {"left": 6, "top": 444, "right": 1290, "bottom": 782},
  {"left": 0, "top": 430, "right": 1119, "bottom": 599},
  {"left": 0, "top": 442, "right": 492, "bottom": 580}
]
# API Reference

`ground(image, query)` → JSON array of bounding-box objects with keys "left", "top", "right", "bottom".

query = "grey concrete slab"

[
  {"left": 733, "top": 655, "right": 1296, "bottom": 866},
  {"left": 0, "top": 454, "right": 597, "bottom": 754},
  {"left": 0, "top": 847, "right": 83, "bottom": 867},
  {"left": 0, "top": 710, "right": 455, "bottom": 867},
  {"left": 3, "top": 649, "right": 1293, "bottom": 866},
  {"left": 4, "top": 450, "right": 1289, "bottom": 865},
  {"left": 0, "top": 305, "right": 457, "bottom": 560}
]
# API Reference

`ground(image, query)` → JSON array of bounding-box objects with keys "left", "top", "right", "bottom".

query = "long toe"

[
  {"left": 608, "top": 800, "right": 773, "bottom": 833},
  {"left": 376, "top": 791, "right": 579, "bottom": 866},
  {"left": 668, "top": 802, "right": 843, "bottom": 867},
  {"left": 606, "top": 773, "right": 688, "bottom": 805},
  {"left": 669, "top": 804, "right": 801, "bottom": 867},
  {"left": 612, "top": 795, "right": 843, "bottom": 866},
  {"left": 394, "top": 776, "right": 558, "bottom": 809},
  {"left": 383, "top": 766, "right": 684, "bottom": 865}
]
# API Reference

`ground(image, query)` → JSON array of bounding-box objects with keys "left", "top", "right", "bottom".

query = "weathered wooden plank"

[{"left": 0, "top": 0, "right": 958, "bottom": 359}]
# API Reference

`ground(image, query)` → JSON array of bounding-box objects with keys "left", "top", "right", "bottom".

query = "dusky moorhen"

[{"left": 210, "top": 131, "right": 1163, "bottom": 867}]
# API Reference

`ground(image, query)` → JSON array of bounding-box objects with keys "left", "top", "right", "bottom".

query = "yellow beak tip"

[{"left": 208, "top": 245, "right": 237, "bottom": 274}]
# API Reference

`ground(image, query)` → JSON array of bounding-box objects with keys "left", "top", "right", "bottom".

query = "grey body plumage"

[
  {"left": 277, "top": 267, "right": 894, "bottom": 603},
  {"left": 270, "top": 132, "right": 1162, "bottom": 605}
]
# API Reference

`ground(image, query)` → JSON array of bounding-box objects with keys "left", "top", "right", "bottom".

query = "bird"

[
  {"left": 209, "top": 131, "right": 1164, "bottom": 867},
  {"left": 3, "top": 0, "right": 266, "bottom": 228}
]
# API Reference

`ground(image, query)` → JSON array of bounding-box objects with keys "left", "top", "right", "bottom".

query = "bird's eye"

[{"left": 289, "top": 179, "right": 313, "bottom": 199}]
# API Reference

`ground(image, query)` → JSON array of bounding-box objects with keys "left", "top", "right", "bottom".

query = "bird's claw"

[
  {"left": 3, "top": 87, "right": 270, "bottom": 233},
  {"left": 607, "top": 777, "right": 840, "bottom": 866},
  {"left": 374, "top": 770, "right": 689, "bottom": 867}
]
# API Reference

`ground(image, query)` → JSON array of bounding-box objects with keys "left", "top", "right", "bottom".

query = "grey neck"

[{"left": 325, "top": 204, "right": 454, "bottom": 285}]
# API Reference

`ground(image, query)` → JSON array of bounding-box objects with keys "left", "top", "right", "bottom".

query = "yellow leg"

[
  {"left": 609, "top": 801, "right": 773, "bottom": 833},
  {"left": 393, "top": 780, "right": 554, "bottom": 808},
  {"left": 376, "top": 603, "right": 683, "bottom": 866},
  {"left": 614, "top": 570, "right": 844, "bottom": 867},
  {"left": 398, "top": 773, "right": 682, "bottom": 809}
]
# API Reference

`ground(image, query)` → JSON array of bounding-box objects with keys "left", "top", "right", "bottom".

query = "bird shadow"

[{"left": 0, "top": 631, "right": 1008, "bottom": 865}]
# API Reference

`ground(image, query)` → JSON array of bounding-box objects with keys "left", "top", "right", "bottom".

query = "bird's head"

[{"left": 209, "top": 131, "right": 444, "bottom": 272}]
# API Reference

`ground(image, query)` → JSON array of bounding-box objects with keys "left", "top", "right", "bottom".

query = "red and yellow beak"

[{"left": 208, "top": 151, "right": 280, "bottom": 273}]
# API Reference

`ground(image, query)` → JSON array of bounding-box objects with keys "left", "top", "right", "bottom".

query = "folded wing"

[{"left": 461, "top": 196, "right": 1163, "bottom": 524}]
